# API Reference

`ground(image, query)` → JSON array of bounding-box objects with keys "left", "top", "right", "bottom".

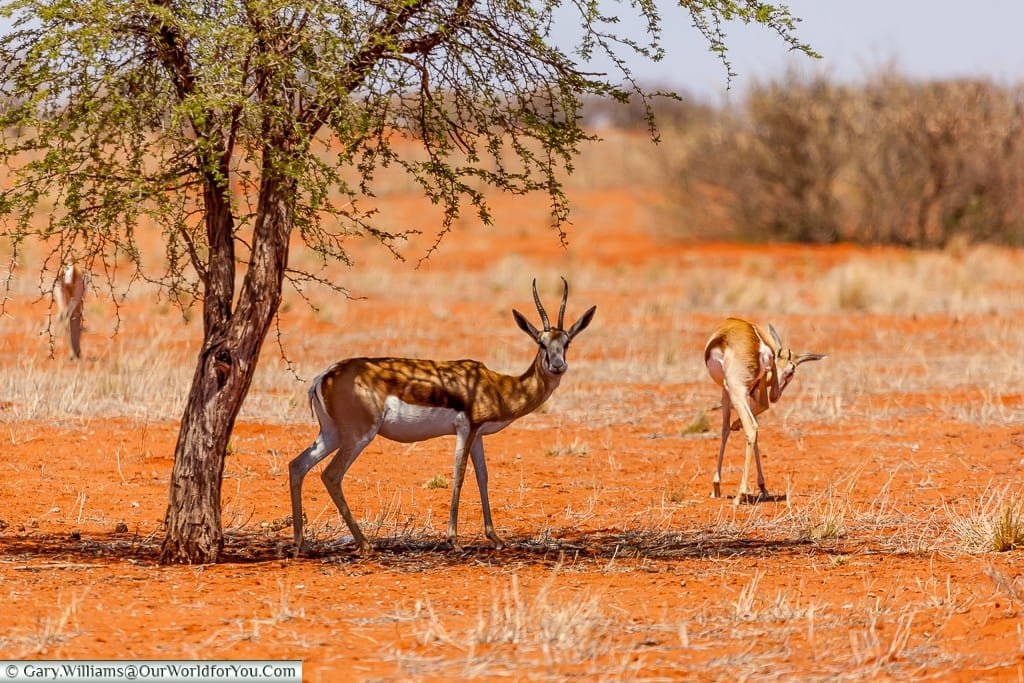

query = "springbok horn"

[
  {"left": 532, "top": 279, "right": 550, "bottom": 331},
  {"left": 768, "top": 323, "right": 783, "bottom": 350},
  {"left": 557, "top": 276, "right": 568, "bottom": 329}
]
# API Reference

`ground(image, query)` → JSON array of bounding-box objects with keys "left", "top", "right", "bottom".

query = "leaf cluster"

[{"left": 0, "top": 0, "right": 813, "bottom": 308}]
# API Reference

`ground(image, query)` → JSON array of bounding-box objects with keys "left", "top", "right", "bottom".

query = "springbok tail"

[{"left": 307, "top": 363, "right": 339, "bottom": 424}]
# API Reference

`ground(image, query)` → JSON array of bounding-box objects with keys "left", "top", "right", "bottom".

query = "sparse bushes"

[
  {"left": 672, "top": 70, "right": 1024, "bottom": 246},
  {"left": 725, "top": 74, "right": 850, "bottom": 243},
  {"left": 850, "top": 77, "right": 1024, "bottom": 246}
]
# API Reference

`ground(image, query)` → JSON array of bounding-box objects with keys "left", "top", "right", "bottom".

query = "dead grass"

[
  {"left": 679, "top": 411, "right": 711, "bottom": 436},
  {"left": 6, "top": 586, "right": 91, "bottom": 657},
  {"left": 468, "top": 573, "right": 610, "bottom": 662},
  {"left": 944, "top": 486, "right": 1024, "bottom": 553},
  {"left": 5, "top": 243, "right": 1024, "bottom": 428},
  {"left": 5, "top": 232, "right": 1024, "bottom": 678}
]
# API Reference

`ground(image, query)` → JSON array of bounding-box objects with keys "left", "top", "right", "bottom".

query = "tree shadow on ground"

[{"left": 0, "top": 526, "right": 851, "bottom": 570}]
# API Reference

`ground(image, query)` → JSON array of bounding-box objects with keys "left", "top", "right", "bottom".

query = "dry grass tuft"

[
  {"left": 779, "top": 480, "right": 853, "bottom": 543},
  {"left": 410, "top": 572, "right": 612, "bottom": 669},
  {"left": 680, "top": 411, "right": 711, "bottom": 436},
  {"left": 470, "top": 573, "right": 609, "bottom": 662},
  {"left": 422, "top": 474, "right": 449, "bottom": 490},
  {"left": 545, "top": 436, "right": 590, "bottom": 457},
  {"left": 13, "top": 586, "right": 90, "bottom": 657},
  {"left": 944, "top": 486, "right": 1024, "bottom": 553}
]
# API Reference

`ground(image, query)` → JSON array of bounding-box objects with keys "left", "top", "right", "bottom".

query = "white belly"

[
  {"left": 479, "top": 420, "right": 512, "bottom": 435},
  {"left": 376, "top": 396, "right": 515, "bottom": 443},
  {"left": 378, "top": 396, "right": 461, "bottom": 443}
]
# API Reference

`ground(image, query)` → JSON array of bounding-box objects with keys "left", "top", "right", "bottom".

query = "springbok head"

[
  {"left": 768, "top": 324, "right": 826, "bottom": 392},
  {"left": 513, "top": 277, "right": 596, "bottom": 376}
]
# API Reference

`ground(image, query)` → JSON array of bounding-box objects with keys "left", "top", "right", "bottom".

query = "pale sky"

[{"left": 568, "top": 0, "right": 1024, "bottom": 101}]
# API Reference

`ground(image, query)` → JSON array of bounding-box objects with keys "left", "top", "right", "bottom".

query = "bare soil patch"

[{"left": 3, "top": 188, "right": 1024, "bottom": 680}]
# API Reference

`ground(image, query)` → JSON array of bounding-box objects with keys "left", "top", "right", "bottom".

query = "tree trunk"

[
  {"left": 160, "top": 166, "right": 294, "bottom": 564},
  {"left": 160, "top": 335, "right": 254, "bottom": 563}
]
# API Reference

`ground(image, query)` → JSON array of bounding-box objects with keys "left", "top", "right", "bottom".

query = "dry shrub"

[
  {"left": 471, "top": 574, "right": 609, "bottom": 661},
  {"left": 680, "top": 411, "right": 711, "bottom": 436},
  {"left": 676, "top": 68, "right": 1024, "bottom": 247},
  {"left": 842, "top": 77, "right": 1024, "bottom": 246},
  {"left": 945, "top": 486, "right": 1024, "bottom": 553}
]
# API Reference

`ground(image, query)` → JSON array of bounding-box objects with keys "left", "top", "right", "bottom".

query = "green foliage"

[{"left": 0, "top": 0, "right": 813, "bottom": 304}]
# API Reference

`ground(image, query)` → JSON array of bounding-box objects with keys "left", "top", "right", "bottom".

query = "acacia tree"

[{"left": 0, "top": 0, "right": 812, "bottom": 564}]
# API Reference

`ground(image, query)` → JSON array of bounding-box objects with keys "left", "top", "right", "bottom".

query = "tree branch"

[{"left": 301, "top": 0, "right": 476, "bottom": 135}]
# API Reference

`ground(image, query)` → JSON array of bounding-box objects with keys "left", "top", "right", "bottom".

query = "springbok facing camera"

[
  {"left": 704, "top": 318, "right": 825, "bottom": 504},
  {"left": 289, "top": 278, "right": 596, "bottom": 556},
  {"left": 53, "top": 264, "right": 88, "bottom": 360}
]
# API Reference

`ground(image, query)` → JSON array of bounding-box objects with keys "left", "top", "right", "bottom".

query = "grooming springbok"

[
  {"left": 289, "top": 278, "right": 596, "bottom": 555},
  {"left": 704, "top": 318, "right": 825, "bottom": 504},
  {"left": 53, "top": 264, "right": 88, "bottom": 360}
]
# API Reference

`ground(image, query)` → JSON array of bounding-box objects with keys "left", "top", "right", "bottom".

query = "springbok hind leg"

[
  {"left": 319, "top": 423, "right": 381, "bottom": 555},
  {"left": 725, "top": 380, "right": 762, "bottom": 505},
  {"left": 289, "top": 429, "right": 340, "bottom": 557},
  {"left": 713, "top": 386, "right": 732, "bottom": 499}
]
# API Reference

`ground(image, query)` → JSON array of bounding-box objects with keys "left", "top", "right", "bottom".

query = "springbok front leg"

[
  {"left": 446, "top": 420, "right": 481, "bottom": 550},
  {"left": 469, "top": 435, "right": 505, "bottom": 548}
]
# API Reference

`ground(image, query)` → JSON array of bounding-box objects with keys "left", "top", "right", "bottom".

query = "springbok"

[
  {"left": 289, "top": 278, "right": 596, "bottom": 555},
  {"left": 704, "top": 318, "right": 825, "bottom": 504},
  {"left": 53, "top": 264, "right": 88, "bottom": 360}
]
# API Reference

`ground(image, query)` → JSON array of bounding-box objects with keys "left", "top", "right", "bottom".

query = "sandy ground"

[{"left": 3, "top": 187, "right": 1024, "bottom": 681}]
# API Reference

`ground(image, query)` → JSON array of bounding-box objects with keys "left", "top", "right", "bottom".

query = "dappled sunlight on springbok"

[{"left": 289, "top": 278, "right": 596, "bottom": 557}]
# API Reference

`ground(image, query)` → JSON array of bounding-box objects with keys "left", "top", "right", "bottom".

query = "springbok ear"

[
  {"left": 567, "top": 305, "right": 597, "bottom": 340},
  {"left": 795, "top": 352, "right": 827, "bottom": 366},
  {"left": 768, "top": 324, "right": 783, "bottom": 349},
  {"left": 513, "top": 309, "right": 541, "bottom": 342}
]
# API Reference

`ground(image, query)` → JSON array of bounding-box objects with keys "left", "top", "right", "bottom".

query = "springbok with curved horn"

[
  {"left": 289, "top": 278, "right": 596, "bottom": 555},
  {"left": 704, "top": 318, "right": 825, "bottom": 504}
]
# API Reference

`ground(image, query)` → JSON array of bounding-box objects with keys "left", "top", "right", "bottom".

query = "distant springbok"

[
  {"left": 53, "top": 264, "right": 88, "bottom": 360},
  {"left": 289, "top": 278, "right": 597, "bottom": 555},
  {"left": 704, "top": 318, "right": 825, "bottom": 504}
]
